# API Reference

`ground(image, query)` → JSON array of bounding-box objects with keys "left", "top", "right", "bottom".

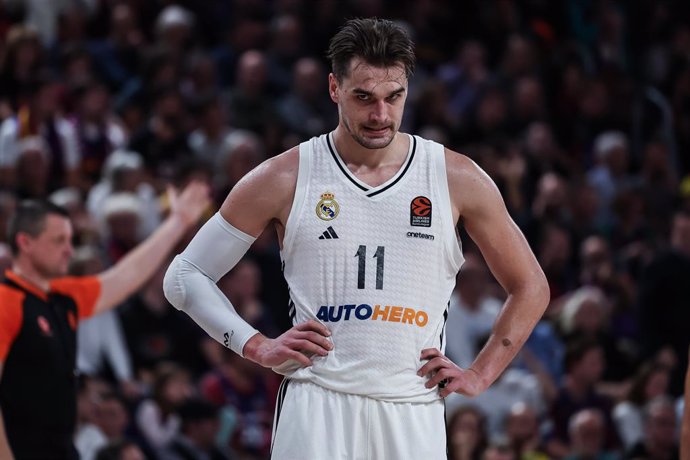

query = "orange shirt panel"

[
  {"left": 0, "top": 285, "right": 24, "bottom": 361},
  {"left": 50, "top": 276, "right": 102, "bottom": 320}
]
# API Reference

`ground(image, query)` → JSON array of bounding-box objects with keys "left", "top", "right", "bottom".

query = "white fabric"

[
  {"left": 74, "top": 423, "right": 108, "bottom": 460},
  {"left": 271, "top": 380, "right": 446, "bottom": 460},
  {"left": 163, "top": 213, "right": 259, "bottom": 356},
  {"left": 135, "top": 399, "right": 181, "bottom": 449},
  {"left": 280, "top": 133, "right": 463, "bottom": 402},
  {"left": 77, "top": 309, "right": 133, "bottom": 381},
  {"left": 612, "top": 401, "right": 643, "bottom": 449}
]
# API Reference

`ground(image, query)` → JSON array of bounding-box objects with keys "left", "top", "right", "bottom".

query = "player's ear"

[{"left": 328, "top": 73, "right": 339, "bottom": 103}]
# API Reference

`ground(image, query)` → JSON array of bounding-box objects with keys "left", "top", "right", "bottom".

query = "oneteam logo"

[
  {"left": 316, "top": 304, "right": 429, "bottom": 327},
  {"left": 406, "top": 231, "right": 434, "bottom": 240}
]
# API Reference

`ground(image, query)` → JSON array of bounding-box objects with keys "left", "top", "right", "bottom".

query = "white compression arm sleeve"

[{"left": 163, "top": 212, "right": 259, "bottom": 356}]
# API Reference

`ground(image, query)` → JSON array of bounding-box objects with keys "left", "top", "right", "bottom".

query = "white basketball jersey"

[{"left": 280, "top": 132, "right": 464, "bottom": 403}]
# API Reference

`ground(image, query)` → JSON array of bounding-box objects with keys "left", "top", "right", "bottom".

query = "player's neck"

[
  {"left": 12, "top": 260, "right": 51, "bottom": 292},
  {"left": 332, "top": 127, "right": 408, "bottom": 169}
]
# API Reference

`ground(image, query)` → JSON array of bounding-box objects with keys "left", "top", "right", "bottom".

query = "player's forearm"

[{"left": 468, "top": 281, "right": 549, "bottom": 389}]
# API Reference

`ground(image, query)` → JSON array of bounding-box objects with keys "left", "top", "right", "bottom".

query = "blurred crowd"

[{"left": 0, "top": 0, "right": 688, "bottom": 459}]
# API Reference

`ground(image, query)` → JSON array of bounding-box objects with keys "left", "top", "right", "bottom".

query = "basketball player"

[{"left": 164, "top": 18, "right": 549, "bottom": 459}]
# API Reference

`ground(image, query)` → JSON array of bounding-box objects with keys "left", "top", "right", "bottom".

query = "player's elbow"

[
  {"left": 163, "top": 255, "right": 191, "bottom": 311},
  {"left": 531, "top": 269, "right": 550, "bottom": 314}
]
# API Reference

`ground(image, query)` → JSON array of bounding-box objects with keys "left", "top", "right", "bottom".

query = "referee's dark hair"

[{"left": 7, "top": 199, "right": 70, "bottom": 255}]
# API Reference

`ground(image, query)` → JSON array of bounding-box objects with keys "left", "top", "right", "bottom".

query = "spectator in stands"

[
  {"left": 638, "top": 209, "right": 690, "bottom": 397},
  {"left": 86, "top": 3, "right": 143, "bottom": 90},
  {"left": 447, "top": 405, "right": 488, "bottom": 460},
  {"left": 587, "top": 131, "right": 637, "bottom": 229},
  {"left": 188, "top": 93, "right": 233, "bottom": 170},
  {"left": 565, "top": 409, "right": 618, "bottom": 460},
  {"left": 75, "top": 376, "right": 111, "bottom": 460},
  {"left": 95, "top": 440, "right": 146, "bottom": 460},
  {"left": 483, "top": 441, "right": 516, "bottom": 460},
  {"left": 265, "top": 14, "right": 304, "bottom": 96},
  {"left": 0, "top": 25, "right": 43, "bottom": 116},
  {"left": 165, "top": 398, "right": 230, "bottom": 460},
  {"left": 613, "top": 362, "right": 672, "bottom": 450},
  {"left": 223, "top": 50, "right": 281, "bottom": 151},
  {"left": 548, "top": 338, "right": 619, "bottom": 457},
  {"left": 215, "top": 130, "right": 265, "bottom": 202},
  {"left": 199, "top": 348, "right": 277, "bottom": 456},
  {"left": 277, "top": 57, "right": 336, "bottom": 143},
  {"left": 504, "top": 402, "right": 549, "bottom": 460},
  {"left": 71, "top": 81, "right": 128, "bottom": 185},
  {"left": 87, "top": 149, "right": 160, "bottom": 239},
  {"left": 119, "top": 261, "right": 210, "bottom": 379},
  {"left": 134, "top": 362, "right": 193, "bottom": 457},
  {"left": 95, "top": 393, "right": 132, "bottom": 446},
  {"left": 624, "top": 396, "right": 679, "bottom": 460},
  {"left": 558, "top": 286, "right": 636, "bottom": 388},
  {"left": 0, "top": 72, "right": 81, "bottom": 191}
]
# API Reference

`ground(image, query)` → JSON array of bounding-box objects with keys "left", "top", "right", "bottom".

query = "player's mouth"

[{"left": 363, "top": 126, "right": 390, "bottom": 136}]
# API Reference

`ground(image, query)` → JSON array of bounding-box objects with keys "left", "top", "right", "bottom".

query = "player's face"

[
  {"left": 24, "top": 214, "right": 74, "bottom": 278},
  {"left": 329, "top": 58, "right": 408, "bottom": 150}
]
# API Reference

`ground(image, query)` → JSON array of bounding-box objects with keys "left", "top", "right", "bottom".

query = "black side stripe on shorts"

[{"left": 271, "top": 378, "right": 291, "bottom": 454}]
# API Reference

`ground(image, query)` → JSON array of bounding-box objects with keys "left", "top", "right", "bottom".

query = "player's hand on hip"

[
  {"left": 418, "top": 348, "right": 484, "bottom": 398},
  {"left": 248, "top": 320, "right": 333, "bottom": 368}
]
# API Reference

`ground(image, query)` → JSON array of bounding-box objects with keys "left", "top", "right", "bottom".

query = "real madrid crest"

[{"left": 316, "top": 192, "right": 339, "bottom": 221}]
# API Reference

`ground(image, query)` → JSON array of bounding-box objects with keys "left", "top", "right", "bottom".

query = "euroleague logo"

[{"left": 410, "top": 196, "right": 432, "bottom": 227}]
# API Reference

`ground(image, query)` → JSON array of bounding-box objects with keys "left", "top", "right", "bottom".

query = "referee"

[{"left": 0, "top": 181, "right": 209, "bottom": 459}]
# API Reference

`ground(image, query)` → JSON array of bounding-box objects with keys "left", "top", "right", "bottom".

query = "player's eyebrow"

[{"left": 352, "top": 87, "right": 406, "bottom": 98}]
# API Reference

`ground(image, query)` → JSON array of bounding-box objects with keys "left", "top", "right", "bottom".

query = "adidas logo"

[{"left": 318, "top": 226, "right": 339, "bottom": 240}]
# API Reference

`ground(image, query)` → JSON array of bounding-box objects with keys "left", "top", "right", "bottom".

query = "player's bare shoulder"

[
  {"left": 443, "top": 147, "right": 501, "bottom": 220},
  {"left": 220, "top": 146, "right": 300, "bottom": 236}
]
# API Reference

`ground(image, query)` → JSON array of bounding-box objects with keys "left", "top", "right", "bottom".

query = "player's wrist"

[
  {"left": 242, "top": 332, "right": 268, "bottom": 364},
  {"left": 465, "top": 367, "right": 488, "bottom": 395}
]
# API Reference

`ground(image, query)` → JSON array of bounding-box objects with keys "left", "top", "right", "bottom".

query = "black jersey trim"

[
  {"left": 326, "top": 133, "right": 418, "bottom": 197},
  {"left": 367, "top": 135, "right": 416, "bottom": 197},
  {"left": 326, "top": 134, "right": 369, "bottom": 191}
]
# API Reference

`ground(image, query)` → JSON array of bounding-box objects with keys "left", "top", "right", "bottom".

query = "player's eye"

[{"left": 387, "top": 92, "right": 403, "bottom": 102}]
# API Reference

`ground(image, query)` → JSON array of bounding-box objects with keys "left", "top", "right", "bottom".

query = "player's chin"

[{"left": 360, "top": 130, "right": 394, "bottom": 148}]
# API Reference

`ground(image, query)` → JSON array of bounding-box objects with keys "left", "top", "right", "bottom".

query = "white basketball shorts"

[{"left": 270, "top": 380, "right": 447, "bottom": 460}]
